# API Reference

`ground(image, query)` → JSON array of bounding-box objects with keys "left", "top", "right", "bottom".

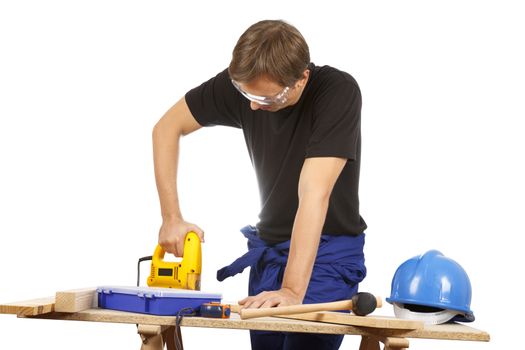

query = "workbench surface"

[{"left": 26, "top": 308, "right": 489, "bottom": 342}]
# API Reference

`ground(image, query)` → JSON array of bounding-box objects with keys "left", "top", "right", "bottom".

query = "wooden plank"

[
  {"left": 27, "top": 308, "right": 490, "bottom": 341},
  {"left": 55, "top": 288, "right": 97, "bottom": 313},
  {"left": 0, "top": 287, "right": 97, "bottom": 316},
  {"left": 30, "top": 308, "right": 339, "bottom": 334},
  {"left": 0, "top": 297, "right": 55, "bottom": 316},
  {"left": 275, "top": 311, "right": 423, "bottom": 330},
  {"left": 416, "top": 323, "right": 490, "bottom": 342}
]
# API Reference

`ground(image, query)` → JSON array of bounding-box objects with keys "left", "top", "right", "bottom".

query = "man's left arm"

[{"left": 239, "top": 156, "right": 347, "bottom": 308}]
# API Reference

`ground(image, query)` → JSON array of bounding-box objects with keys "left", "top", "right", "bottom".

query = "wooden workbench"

[
  {"left": 22, "top": 308, "right": 489, "bottom": 349},
  {"left": 1, "top": 293, "right": 490, "bottom": 350}
]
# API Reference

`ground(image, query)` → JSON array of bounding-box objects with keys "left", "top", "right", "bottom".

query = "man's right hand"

[{"left": 158, "top": 219, "right": 205, "bottom": 257}]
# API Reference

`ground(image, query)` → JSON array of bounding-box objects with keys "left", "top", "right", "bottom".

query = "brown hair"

[{"left": 228, "top": 20, "right": 310, "bottom": 87}]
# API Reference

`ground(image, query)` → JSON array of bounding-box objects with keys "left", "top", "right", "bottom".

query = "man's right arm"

[{"left": 152, "top": 96, "right": 203, "bottom": 256}]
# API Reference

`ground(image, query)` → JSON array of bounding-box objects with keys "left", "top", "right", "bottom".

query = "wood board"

[
  {"left": 55, "top": 287, "right": 97, "bottom": 312},
  {"left": 275, "top": 311, "right": 423, "bottom": 330},
  {"left": 1, "top": 287, "right": 96, "bottom": 316},
  {"left": 1, "top": 292, "right": 490, "bottom": 343},
  {"left": 0, "top": 297, "right": 55, "bottom": 316},
  {"left": 25, "top": 308, "right": 490, "bottom": 341}
]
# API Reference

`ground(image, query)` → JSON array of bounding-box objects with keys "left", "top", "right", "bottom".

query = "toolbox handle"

[{"left": 137, "top": 292, "right": 155, "bottom": 299}]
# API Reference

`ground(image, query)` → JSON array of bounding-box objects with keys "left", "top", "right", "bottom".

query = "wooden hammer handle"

[
  {"left": 239, "top": 299, "right": 354, "bottom": 320},
  {"left": 238, "top": 296, "right": 382, "bottom": 320}
]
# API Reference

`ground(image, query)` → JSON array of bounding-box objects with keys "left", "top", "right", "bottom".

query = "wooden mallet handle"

[{"left": 238, "top": 295, "right": 382, "bottom": 320}]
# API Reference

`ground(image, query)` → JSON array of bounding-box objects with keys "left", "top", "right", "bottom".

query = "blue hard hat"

[{"left": 386, "top": 250, "right": 475, "bottom": 323}]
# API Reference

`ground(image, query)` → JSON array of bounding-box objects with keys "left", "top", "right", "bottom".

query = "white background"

[{"left": 1, "top": 1, "right": 523, "bottom": 349}]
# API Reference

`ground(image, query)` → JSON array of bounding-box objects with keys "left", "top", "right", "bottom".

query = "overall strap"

[{"left": 216, "top": 226, "right": 289, "bottom": 281}]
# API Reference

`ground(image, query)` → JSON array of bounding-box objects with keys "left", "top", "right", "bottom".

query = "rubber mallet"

[{"left": 238, "top": 292, "right": 382, "bottom": 320}]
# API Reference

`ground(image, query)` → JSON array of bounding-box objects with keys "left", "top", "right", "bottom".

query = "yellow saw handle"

[{"left": 147, "top": 231, "right": 202, "bottom": 290}]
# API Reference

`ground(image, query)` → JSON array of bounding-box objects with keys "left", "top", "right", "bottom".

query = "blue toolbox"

[{"left": 97, "top": 286, "right": 222, "bottom": 316}]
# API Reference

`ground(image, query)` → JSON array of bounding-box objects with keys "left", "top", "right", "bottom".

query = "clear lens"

[{"left": 231, "top": 80, "right": 290, "bottom": 106}]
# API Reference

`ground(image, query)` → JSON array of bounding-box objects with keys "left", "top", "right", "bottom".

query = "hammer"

[{"left": 237, "top": 292, "right": 382, "bottom": 320}]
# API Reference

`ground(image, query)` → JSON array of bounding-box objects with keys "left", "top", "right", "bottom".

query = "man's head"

[{"left": 229, "top": 20, "right": 310, "bottom": 112}]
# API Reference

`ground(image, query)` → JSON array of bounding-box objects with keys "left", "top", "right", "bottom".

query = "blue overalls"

[{"left": 217, "top": 225, "right": 366, "bottom": 350}]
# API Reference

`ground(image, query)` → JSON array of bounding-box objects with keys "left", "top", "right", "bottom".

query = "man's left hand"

[{"left": 238, "top": 288, "right": 303, "bottom": 309}]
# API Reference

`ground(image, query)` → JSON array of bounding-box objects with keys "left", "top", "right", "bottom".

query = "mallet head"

[{"left": 351, "top": 292, "right": 378, "bottom": 316}]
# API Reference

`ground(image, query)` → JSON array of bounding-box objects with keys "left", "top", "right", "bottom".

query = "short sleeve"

[
  {"left": 305, "top": 76, "right": 361, "bottom": 160},
  {"left": 185, "top": 69, "right": 243, "bottom": 128}
]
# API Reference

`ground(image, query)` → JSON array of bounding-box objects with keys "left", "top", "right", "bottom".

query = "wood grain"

[
  {"left": 0, "top": 297, "right": 55, "bottom": 316},
  {"left": 2, "top": 293, "right": 489, "bottom": 343},
  {"left": 55, "top": 288, "right": 97, "bottom": 312},
  {"left": 275, "top": 311, "right": 423, "bottom": 330},
  {"left": 25, "top": 308, "right": 490, "bottom": 341}
]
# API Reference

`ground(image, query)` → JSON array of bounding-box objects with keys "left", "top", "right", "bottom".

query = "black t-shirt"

[{"left": 185, "top": 63, "right": 367, "bottom": 244}]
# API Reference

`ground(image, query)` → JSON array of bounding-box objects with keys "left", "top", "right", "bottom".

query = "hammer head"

[{"left": 351, "top": 292, "right": 378, "bottom": 316}]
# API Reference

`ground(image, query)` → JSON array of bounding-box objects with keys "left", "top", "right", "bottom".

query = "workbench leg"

[
  {"left": 359, "top": 335, "right": 409, "bottom": 350},
  {"left": 162, "top": 326, "right": 177, "bottom": 350},
  {"left": 359, "top": 336, "right": 380, "bottom": 350},
  {"left": 382, "top": 336, "right": 409, "bottom": 350},
  {"left": 138, "top": 325, "right": 181, "bottom": 350},
  {"left": 138, "top": 329, "right": 164, "bottom": 350}
]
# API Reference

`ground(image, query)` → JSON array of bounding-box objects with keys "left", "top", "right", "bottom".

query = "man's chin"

[{"left": 260, "top": 105, "right": 282, "bottom": 112}]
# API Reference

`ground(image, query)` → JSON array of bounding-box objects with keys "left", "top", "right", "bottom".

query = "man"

[{"left": 153, "top": 20, "right": 367, "bottom": 350}]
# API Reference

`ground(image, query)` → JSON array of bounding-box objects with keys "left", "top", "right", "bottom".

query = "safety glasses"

[{"left": 231, "top": 80, "right": 291, "bottom": 106}]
